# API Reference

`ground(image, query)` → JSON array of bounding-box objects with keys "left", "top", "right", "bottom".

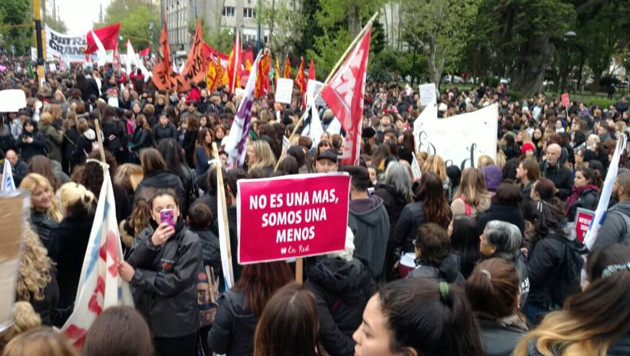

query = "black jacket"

[
  {"left": 527, "top": 235, "right": 584, "bottom": 309},
  {"left": 191, "top": 227, "right": 222, "bottom": 281},
  {"left": 393, "top": 201, "right": 426, "bottom": 253},
  {"left": 305, "top": 258, "right": 375, "bottom": 356},
  {"left": 127, "top": 220, "right": 203, "bottom": 338},
  {"left": 477, "top": 202, "right": 525, "bottom": 236},
  {"left": 29, "top": 210, "right": 59, "bottom": 250},
  {"left": 130, "top": 126, "right": 152, "bottom": 151},
  {"left": 17, "top": 131, "right": 50, "bottom": 162},
  {"left": 347, "top": 196, "right": 390, "bottom": 279},
  {"left": 134, "top": 171, "right": 186, "bottom": 212},
  {"left": 30, "top": 266, "right": 60, "bottom": 326},
  {"left": 211, "top": 205, "right": 241, "bottom": 281},
  {"left": 373, "top": 184, "right": 408, "bottom": 240},
  {"left": 62, "top": 127, "right": 79, "bottom": 164},
  {"left": 71, "top": 131, "right": 96, "bottom": 167},
  {"left": 48, "top": 215, "right": 94, "bottom": 309},
  {"left": 208, "top": 289, "right": 258, "bottom": 356},
  {"left": 476, "top": 313, "right": 528, "bottom": 356},
  {"left": 102, "top": 119, "right": 123, "bottom": 153},
  {"left": 12, "top": 159, "right": 28, "bottom": 186},
  {"left": 152, "top": 122, "right": 178, "bottom": 146},
  {"left": 182, "top": 130, "right": 199, "bottom": 168},
  {"left": 540, "top": 161, "right": 573, "bottom": 199},
  {"left": 567, "top": 188, "right": 599, "bottom": 222},
  {"left": 408, "top": 254, "right": 465, "bottom": 284}
]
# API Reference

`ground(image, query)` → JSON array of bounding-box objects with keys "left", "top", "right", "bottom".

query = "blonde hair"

[
  {"left": 454, "top": 167, "right": 490, "bottom": 207},
  {"left": 16, "top": 226, "right": 54, "bottom": 302},
  {"left": 587, "top": 134, "right": 600, "bottom": 148},
  {"left": 248, "top": 140, "right": 277, "bottom": 172},
  {"left": 114, "top": 163, "right": 143, "bottom": 192},
  {"left": 19, "top": 173, "right": 63, "bottom": 222},
  {"left": 519, "top": 129, "right": 532, "bottom": 144},
  {"left": 477, "top": 155, "right": 495, "bottom": 169},
  {"left": 56, "top": 182, "right": 96, "bottom": 216},
  {"left": 421, "top": 155, "right": 447, "bottom": 182},
  {"left": 0, "top": 302, "right": 42, "bottom": 352},
  {"left": 2, "top": 327, "right": 77, "bottom": 356},
  {"left": 39, "top": 112, "right": 53, "bottom": 126},
  {"left": 54, "top": 89, "right": 66, "bottom": 102}
]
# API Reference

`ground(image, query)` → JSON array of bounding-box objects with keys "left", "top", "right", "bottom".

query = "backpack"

[
  {"left": 197, "top": 265, "right": 219, "bottom": 327},
  {"left": 549, "top": 236, "right": 586, "bottom": 306}
]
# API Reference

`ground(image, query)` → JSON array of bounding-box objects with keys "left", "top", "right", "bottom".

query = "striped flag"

[
  {"left": 283, "top": 55, "right": 291, "bottom": 79},
  {"left": 1, "top": 160, "right": 15, "bottom": 192},
  {"left": 61, "top": 169, "right": 134, "bottom": 350},
  {"left": 223, "top": 52, "right": 263, "bottom": 168},
  {"left": 584, "top": 135, "right": 628, "bottom": 249}
]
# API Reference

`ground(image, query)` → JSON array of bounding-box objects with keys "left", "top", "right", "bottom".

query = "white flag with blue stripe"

[{"left": 1, "top": 160, "right": 15, "bottom": 192}]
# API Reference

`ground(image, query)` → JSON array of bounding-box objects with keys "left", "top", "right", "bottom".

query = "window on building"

[
  {"left": 222, "top": 6, "right": 235, "bottom": 17},
  {"left": 244, "top": 8, "right": 254, "bottom": 18}
]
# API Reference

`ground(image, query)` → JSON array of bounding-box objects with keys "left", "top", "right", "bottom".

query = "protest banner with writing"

[
  {"left": 575, "top": 208, "right": 594, "bottom": 243},
  {"left": 237, "top": 173, "right": 350, "bottom": 264},
  {"left": 419, "top": 83, "right": 437, "bottom": 106},
  {"left": 275, "top": 78, "right": 294, "bottom": 104},
  {"left": 45, "top": 26, "right": 87, "bottom": 62},
  {"left": 413, "top": 103, "right": 498, "bottom": 170},
  {"left": 0, "top": 89, "right": 26, "bottom": 113},
  {"left": 306, "top": 79, "right": 326, "bottom": 107},
  {"left": 561, "top": 93, "right": 570, "bottom": 107}
]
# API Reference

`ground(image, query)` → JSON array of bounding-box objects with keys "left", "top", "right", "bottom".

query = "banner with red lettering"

[
  {"left": 237, "top": 174, "right": 350, "bottom": 264},
  {"left": 321, "top": 27, "right": 372, "bottom": 166}
]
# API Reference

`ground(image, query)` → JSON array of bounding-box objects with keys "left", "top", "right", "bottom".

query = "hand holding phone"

[{"left": 160, "top": 209, "right": 175, "bottom": 227}]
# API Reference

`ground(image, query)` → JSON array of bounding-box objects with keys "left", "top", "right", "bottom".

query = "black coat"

[
  {"left": 71, "top": 132, "right": 96, "bottom": 167},
  {"left": 393, "top": 201, "right": 426, "bottom": 253},
  {"left": 29, "top": 210, "right": 59, "bottom": 250},
  {"left": 134, "top": 171, "right": 186, "bottom": 212},
  {"left": 408, "top": 254, "right": 465, "bottom": 285},
  {"left": 127, "top": 220, "right": 203, "bottom": 338},
  {"left": 566, "top": 188, "right": 599, "bottom": 222},
  {"left": 190, "top": 227, "right": 222, "bottom": 281},
  {"left": 152, "top": 122, "right": 178, "bottom": 146},
  {"left": 182, "top": 130, "right": 199, "bottom": 168},
  {"left": 373, "top": 184, "right": 409, "bottom": 240},
  {"left": 17, "top": 131, "right": 50, "bottom": 162},
  {"left": 476, "top": 202, "right": 526, "bottom": 236},
  {"left": 540, "top": 161, "right": 573, "bottom": 199},
  {"left": 48, "top": 215, "right": 94, "bottom": 309},
  {"left": 305, "top": 258, "right": 375, "bottom": 356},
  {"left": 102, "top": 119, "right": 123, "bottom": 153},
  {"left": 12, "top": 159, "right": 28, "bottom": 186},
  {"left": 211, "top": 205, "right": 241, "bottom": 281},
  {"left": 476, "top": 313, "right": 528, "bottom": 356},
  {"left": 30, "top": 266, "right": 60, "bottom": 326},
  {"left": 207, "top": 289, "right": 258, "bottom": 356},
  {"left": 196, "top": 193, "right": 218, "bottom": 226},
  {"left": 130, "top": 126, "right": 152, "bottom": 151},
  {"left": 62, "top": 127, "right": 80, "bottom": 163}
]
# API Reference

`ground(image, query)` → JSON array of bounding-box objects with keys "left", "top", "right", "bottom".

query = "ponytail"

[{"left": 57, "top": 182, "right": 97, "bottom": 218}]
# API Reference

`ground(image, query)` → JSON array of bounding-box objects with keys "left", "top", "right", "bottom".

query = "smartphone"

[{"left": 160, "top": 209, "right": 175, "bottom": 227}]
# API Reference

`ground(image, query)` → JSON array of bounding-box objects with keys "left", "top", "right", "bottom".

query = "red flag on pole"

[
  {"left": 308, "top": 59, "right": 315, "bottom": 81},
  {"left": 85, "top": 24, "right": 121, "bottom": 54},
  {"left": 283, "top": 55, "right": 292, "bottom": 79},
  {"left": 227, "top": 32, "right": 242, "bottom": 94},
  {"left": 138, "top": 47, "right": 151, "bottom": 57},
  {"left": 320, "top": 27, "right": 372, "bottom": 166},
  {"left": 295, "top": 57, "right": 306, "bottom": 96},
  {"left": 183, "top": 19, "right": 210, "bottom": 85}
]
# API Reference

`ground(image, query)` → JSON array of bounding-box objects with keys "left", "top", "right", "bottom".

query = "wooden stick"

[
  {"left": 295, "top": 258, "right": 304, "bottom": 284},
  {"left": 212, "top": 142, "right": 235, "bottom": 287},
  {"left": 93, "top": 119, "right": 107, "bottom": 164},
  {"left": 281, "top": 12, "right": 379, "bottom": 156}
]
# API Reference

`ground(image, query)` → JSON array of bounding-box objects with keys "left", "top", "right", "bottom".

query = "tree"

[
  {"left": 401, "top": 0, "right": 481, "bottom": 87},
  {"left": 256, "top": 0, "right": 304, "bottom": 56},
  {"left": 102, "top": 0, "right": 160, "bottom": 50},
  {"left": 306, "top": 0, "right": 384, "bottom": 77},
  {"left": 0, "top": 0, "right": 31, "bottom": 55},
  {"left": 45, "top": 17, "right": 67, "bottom": 33}
]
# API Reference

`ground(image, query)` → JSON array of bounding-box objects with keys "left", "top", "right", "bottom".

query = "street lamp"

[{"left": 561, "top": 31, "right": 576, "bottom": 93}]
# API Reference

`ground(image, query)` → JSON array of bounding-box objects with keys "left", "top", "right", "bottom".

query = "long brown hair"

[
  {"left": 454, "top": 167, "right": 490, "bottom": 207},
  {"left": 515, "top": 243, "right": 630, "bottom": 356},
  {"left": 417, "top": 172, "right": 452, "bottom": 228},
  {"left": 233, "top": 261, "right": 293, "bottom": 317},
  {"left": 27, "top": 156, "right": 60, "bottom": 191},
  {"left": 194, "top": 128, "right": 213, "bottom": 166},
  {"left": 82, "top": 306, "right": 154, "bottom": 356},
  {"left": 253, "top": 283, "right": 319, "bottom": 356},
  {"left": 465, "top": 258, "right": 523, "bottom": 320}
]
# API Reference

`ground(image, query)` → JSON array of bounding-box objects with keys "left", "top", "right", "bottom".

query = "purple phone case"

[{"left": 160, "top": 209, "right": 175, "bottom": 227}]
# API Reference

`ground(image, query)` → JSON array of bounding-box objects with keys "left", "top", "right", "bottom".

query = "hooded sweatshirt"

[
  {"left": 208, "top": 289, "right": 258, "bottom": 356},
  {"left": 348, "top": 195, "right": 390, "bottom": 279},
  {"left": 593, "top": 200, "right": 630, "bottom": 249},
  {"left": 408, "top": 254, "right": 465, "bottom": 284}
]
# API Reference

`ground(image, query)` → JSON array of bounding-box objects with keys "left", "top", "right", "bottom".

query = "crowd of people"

[{"left": 1, "top": 56, "right": 630, "bottom": 356}]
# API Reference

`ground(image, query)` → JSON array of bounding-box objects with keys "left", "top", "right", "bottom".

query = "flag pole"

[
  {"left": 281, "top": 12, "right": 378, "bottom": 158},
  {"left": 212, "top": 142, "right": 235, "bottom": 287},
  {"left": 93, "top": 119, "right": 107, "bottom": 165}
]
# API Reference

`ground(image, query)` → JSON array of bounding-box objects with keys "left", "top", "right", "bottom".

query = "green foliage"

[
  {"left": 369, "top": 48, "right": 427, "bottom": 83},
  {"left": 207, "top": 28, "right": 232, "bottom": 54},
  {"left": 256, "top": 0, "right": 304, "bottom": 56},
  {"left": 103, "top": 0, "right": 159, "bottom": 50},
  {"left": 507, "top": 91, "right": 524, "bottom": 102},
  {"left": 188, "top": 18, "right": 212, "bottom": 45},
  {"left": 294, "top": 0, "right": 322, "bottom": 58},
  {"left": 45, "top": 17, "right": 67, "bottom": 33},
  {"left": 0, "top": 0, "right": 31, "bottom": 55}
]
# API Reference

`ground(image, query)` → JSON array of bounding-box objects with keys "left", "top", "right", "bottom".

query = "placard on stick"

[
  {"left": 237, "top": 173, "right": 350, "bottom": 264},
  {"left": 275, "top": 78, "right": 294, "bottom": 104},
  {"left": 561, "top": 93, "right": 570, "bottom": 107},
  {"left": 419, "top": 83, "right": 437, "bottom": 106}
]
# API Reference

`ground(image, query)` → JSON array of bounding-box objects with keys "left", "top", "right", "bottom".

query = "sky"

[{"left": 56, "top": 0, "right": 112, "bottom": 34}]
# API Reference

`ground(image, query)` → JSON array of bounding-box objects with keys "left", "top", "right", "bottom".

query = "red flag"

[
  {"left": 85, "top": 24, "right": 120, "bottom": 54},
  {"left": 183, "top": 20, "right": 210, "bottom": 85},
  {"left": 296, "top": 58, "right": 306, "bottom": 96},
  {"left": 321, "top": 28, "right": 372, "bottom": 166},
  {"left": 152, "top": 25, "right": 189, "bottom": 92},
  {"left": 255, "top": 51, "right": 271, "bottom": 98},
  {"left": 227, "top": 32, "right": 242, "bottom": 94},
  {"left": 138, "top": 47, "right": 150, "bottom": 57},
  {"left": 308, "top": 59, "right": 315, "bottom": 81}
]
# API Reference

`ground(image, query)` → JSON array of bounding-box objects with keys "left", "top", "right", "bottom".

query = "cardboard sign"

[
  {"left": 0, "top": 89, "right": 27, "bottom": 113},
  {"left": 561, "top": 93, "right": 570, "bottom": 107},
  {"left": 275, "top": 78, "right": 294, "bottom": 104},
  {"left": 575, "top": 208, "right": 594, "bottom": 243},
  {"left": 419, "top": 83, "right": 437, "bottom": 106},
  {"left": 237, "top": 173, "right": 350, "bottom": 264}
]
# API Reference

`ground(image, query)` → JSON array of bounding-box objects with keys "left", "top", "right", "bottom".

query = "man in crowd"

[
  {"left": 594, "top": 171, "right": 630, "bottom": 248},
  {"left": 541, "top": 143, "right": 572, "bottom": 199},
  {"left": 315, "top": 149, "right": 338, "bottom": 174}
]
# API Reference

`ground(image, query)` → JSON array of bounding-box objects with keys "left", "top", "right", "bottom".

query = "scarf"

[{"left": 565, "top": 184, "right": 600, "bottom": 215}]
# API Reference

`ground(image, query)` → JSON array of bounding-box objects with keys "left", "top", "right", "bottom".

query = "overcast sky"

[{"left": 56, "top": 0, "right": 112, "bottom": 34}]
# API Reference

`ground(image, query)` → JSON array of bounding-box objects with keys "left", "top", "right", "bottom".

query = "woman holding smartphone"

[{"left": 118, "top": 189, "right": 203, "bottom": 356}]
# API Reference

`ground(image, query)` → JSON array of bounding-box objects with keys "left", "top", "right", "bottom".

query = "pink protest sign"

[
  {"left": 237, "top": 173, "right": 350, "bottom": 264},
  {"left": 575, "top": 208, "right": 594, "bottom": 243},
  {"left": 561, "top": 93, "right": 570, "bottom": 107}
]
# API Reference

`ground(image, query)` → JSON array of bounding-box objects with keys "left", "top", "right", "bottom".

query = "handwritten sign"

[
  {"left": 275, "top": 78, "right": 294, "bottom": 104},
  {"left": 575, "top": 208, "right": 594, "bottom": 243},
  {"left": 561, "top": 93, "right": 570, "bottom": 107},
  {"left": 419, "top": 83, "right": 437, "bottom": 106},
  {"left": 237, "top": 173, "right": 350, "bottom": 264}
]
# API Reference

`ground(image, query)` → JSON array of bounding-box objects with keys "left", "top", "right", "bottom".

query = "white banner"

[
  {"left": 0, "top": 89, "right": 26, "bottom": 113},
  {"left": 45, "top": 25, "right": 87, "bottom": 63},
  {"left": 306, "top": 79, "right": 326, "bottom": 107},
  {"left": 413, "top": 103, "right": 498, "bottom": 169},
  {"left": 419, "top": 83, "right": 437, "bottom": 106},
  {"left": 275, "top": 78, "right": 294, "bottom": 104}
]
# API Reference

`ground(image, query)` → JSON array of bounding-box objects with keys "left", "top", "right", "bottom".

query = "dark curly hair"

[{"left": 79, "top": 150, "right": 118, "bottom": 197}]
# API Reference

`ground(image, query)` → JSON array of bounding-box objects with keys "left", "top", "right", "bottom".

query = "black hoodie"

[
  {"left": 305, "top": 258, "right": 375, "bottom": 356},
  {"left": 408, "top": 254, "right": 465, "bottom": 285}
]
